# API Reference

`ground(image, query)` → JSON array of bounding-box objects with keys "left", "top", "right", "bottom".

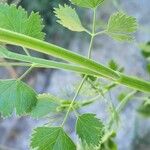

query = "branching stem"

[
  {"left": 18, "top": 64, "right": 35, "bottom": 80},
  {"left": 61, "top": 8, "right": 97, "bottom": 126}
]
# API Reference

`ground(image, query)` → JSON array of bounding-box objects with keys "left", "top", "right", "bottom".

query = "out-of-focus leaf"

[
  {"left": 106, "top": 12, "right": 138, "bottom": 42},
  {"left": 31, "top": 127, "right": 76, "bottom": 150},
  {"left": 70, "top": 0, "right": 104, "bottom": 8},
  {"left": 31, "top": 94, "right": 60, "bottom": 118}
]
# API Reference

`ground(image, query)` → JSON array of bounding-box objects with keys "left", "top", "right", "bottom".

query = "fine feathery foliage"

[
  {"left": 31, "top": 94, "right": 60, "bottom": 118},
  {"left": 31, "top": 127, "right": 76, "bottom": 150},
  {"left": 76, "top": 113, "right": 104, "bottom": 146},
  {"left": 106, "top": 12, "right": 138, "bottom": 41},
  {"left": 54, "top": 4, "right": 85, "bottom": 32},
  {"left": 70, "top": 0, "right": 104, "bottom": 8},
  {"left": 0, "top": 79, "right": 37, "bottom": 117},
  {"left": 0, "top": 3, "right": 45, "bottom": 40}
]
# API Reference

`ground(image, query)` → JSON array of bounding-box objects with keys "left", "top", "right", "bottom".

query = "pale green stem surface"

[{"left": 0, "top": 28, "right": 150, "bottom": 93}]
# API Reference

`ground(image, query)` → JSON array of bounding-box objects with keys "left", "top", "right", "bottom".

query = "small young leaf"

[
  {"left": 0, "top": 80, "right": 37, "bottom": 117},
  {"left": 140, "top": 42, "right": 150, "bottom": 58},
  {"left": 31, "top": 94, "right": 60, "bottom": 118},
  {"left": 76, "top": 113, "right": 104, "bottom": 146},
  {"left": 31, "top": 127, "right": 76, "bottom": 150},
  {"left": 108, "top": 60, "right": 119, "bottom": 71},
  {"left": 54, "top": 4, "right": 85, "bottom": 32},
  {"left": 106, "top": 12, "right": 138, "bottom": 42},
  {"left": 70, "top": 0, "right": 104, "bottom": 8},
  {"left": 138, "top": 99, "right": 150, "bottom": 117},
  {"left": 0, "top": 3, "right": 45, "bottom": 39}
]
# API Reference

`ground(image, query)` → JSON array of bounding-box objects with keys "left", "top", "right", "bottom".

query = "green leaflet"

[
  {"left": 31, "top": 127, "right": 76, "bottom": 150},
  {"left": 54, "top": 4, "right": 85, "bottom": 32},
  {"left": 0, "top": 3, "right": 45, "bottom": 40},
  {"left": 31, "top": 94, "right": 60, "bottom": 118},
  {"left": 106, "top": 12, "right": 138, "bottom": 42},
  {"left": 70, "top": 0, "right": 104, "bottom": 8},
  {"left": 0, "top": 79, "right": 37, "bottom": 117},
  {"left": 76, "top": 113, "right": 104, "bottom": 146}
]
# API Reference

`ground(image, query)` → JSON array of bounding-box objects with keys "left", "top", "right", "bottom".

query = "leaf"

[
  {"left": 76, "top": 113, "right": 104, "bottom": 146},
  {"left": 0, "top": 79, "right": 37, "bottom": 117},
  {"left": 70, "top": 0, "right": 104, "bottom": 8},
  {"left": 140, "top": 42, "right": 150, "bottom": 58},
  {"left": 106, "top": 12, "right": 138, "bottom": 42},
  {"left": 101, "top": 131, "right": 117, "bottom": 150},
  {"left": 138, "top": 99, "right": 150, "bottom": 117},
  {"left": 31, "top": 127, "right": 76, "bottom": 150},
  {"left": 31, "top": 94, "right": 60, "bottom": 118},
  {"left": 108, "top": 60, "right": 119, "bottom": 71},
  {"left": 54, "top": 4, "right": 85, "bottom": 32},
  {"left": 0, "top": 3, "right": 45, "bottom": 40}
]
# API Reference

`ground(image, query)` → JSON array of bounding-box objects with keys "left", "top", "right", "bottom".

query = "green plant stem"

[
  {"left": 95, "top": 30, "right": 106, "bottom": 36},
  {"left": 0, "top": 46, "right": 102, "bottom": 77},
  {"left": 23, "top": 47, "right": 30, "bottom": 56},
  {"left": 0, "top": 62, "right": 31, "bottom": 67},
  {"left": 61, "top": 76, "right": 87, "bottom": 127},
  {"left": 0, "top": 29, "right": 150, "bottom": 93},
  {"left": 88, "top": 35, "right": 94, "bottom": 58},
  {"left": 108, "top": 90, "right": 137, "bottom": 129},
  {"left": 18, "top": 65, "right": 35, "bottom": 80},
  {"left": 116, "top": 90, "right": 137, "bottom": 112},
  {"left": 79, "top": 83, "right": 116, "bottom": 108},
  {"left": 0, "top": 28, "right": 119, "bottom": 80},
  {"left": 61, "top": 8, "right": 97, "bottom": 126}
]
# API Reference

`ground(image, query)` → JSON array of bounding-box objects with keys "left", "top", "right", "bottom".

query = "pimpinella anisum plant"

[{"left": 0, "top": 0, "right": 150, "bottom": 149}]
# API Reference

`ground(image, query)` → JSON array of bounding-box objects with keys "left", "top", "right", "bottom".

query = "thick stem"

[
  {"left": 0, "top": 29, "right": 150, "bottom": 93},
  {"left": 0, "top": 46, "right": 102, "bottom": 77}
]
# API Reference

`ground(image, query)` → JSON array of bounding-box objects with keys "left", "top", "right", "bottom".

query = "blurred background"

[{"left": 0, "top": 0, "right": 150, "bottom": 150}]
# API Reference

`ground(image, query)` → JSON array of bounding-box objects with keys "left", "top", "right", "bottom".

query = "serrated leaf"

[
  {"left": 31, "top": 127, "right": 76, "bottom": 150},
  {"left": 70, "top": 0, "right": 104, "bottom": 8},
  {"left": 54, "top": 4, "right": 85, "bottom": 32},
  {"left": 76, "top": 113, "right": 104, "bottom": 146},
  {"left": 106, "top": 12, "right": 138, "bottom": 42},
  {"left": 31, "top": 94, "right": 60, "bottom": 118},
  {"left": 0, "top": 79, "right": 37, "bottom": 117},
  {"left": 0, "top": 3, "right": 45, "bottom": 39}
]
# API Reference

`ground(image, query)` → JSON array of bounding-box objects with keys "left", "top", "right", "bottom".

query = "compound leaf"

[
  {"left": 31, "top": 94, "right": 60, "bottom": 118},
  {"left": 106, "top": 12, "right": 138, "bottom": 42},
  {"left": 31, "top": 127, "right": 76, "bottom": 150},
  {"left": 76, "top": 113, "right": 104, "bottom": 146},
  {"left": 54, "top": 4, "right": 85, "bottom": 32},
  {"left": 70, "top": 0, "right": 104, "bottom": 8},
  {"left": 0, "top": 79, "right": 37, "bottom": 117},
  {"left": 0, "top": 3, "right": 45, "bottom": 40}
]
